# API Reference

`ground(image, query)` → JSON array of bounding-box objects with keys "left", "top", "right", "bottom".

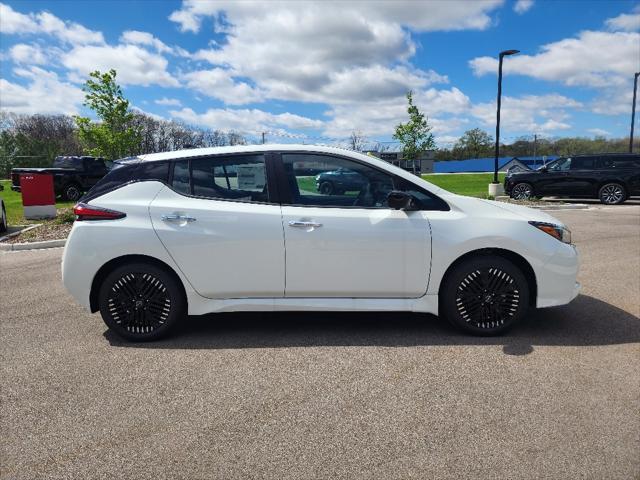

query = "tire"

[
  {"left": 63, "top": 183, "right": 82, "bottom": 202},
  {"left": 98, "top": 262, "right": 186, "bottom": 341},
  {"left": 0, "top": 203, "right": 7, "bottom": 233},
  {"left": 598, "top": 182, "right": 626, "bottom": 205},
  {"left": 440, "top": 256, "right": 530, "bottom": 336},
  {"left": 319, "top": 181, "right": 334, "bottom": 195},
  {"left": 510, "top": 182, "right": 534, "bottom": 200}
]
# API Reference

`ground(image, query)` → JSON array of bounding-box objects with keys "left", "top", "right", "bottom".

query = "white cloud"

[
  {"left": 470, "top": 30, "right": 640, "bottom": 88},
  {"left": 470, "top": 94, "right": 582, "bottom": 133},
  {"left": 62, "top": 44, "right": 179, "bottom": 87},
  {"left": 0, "top": 67, "right": 84, "bottom": 114},
  {"left": 170, "top": 107, "right": 324, "bottom": 134},
  {"left": 605, "top": 6, "right": 640, "bottom": 32},
  {"left": 182, "top": 69, "right": 264, "bottom": 105},
  {"left": 120, "top": 30, "right": 190, "bottom": 57},
  {"left": 514, "top": 0, "right": 534, "bottom": 14},
  {"left": 155, "top": 97, "right": 182, "bottom": 107},
  {"left": 587, "top": 128, "right": 610, "bottom": 137},
  {"left": 0, "top": 3, "right": 104, "bottom": 44},
  {"left": 170, "top": 1, "right": 503, "bottom": 34},
  {"left": 9, "top": 44, "right": 48, "bottom": 65}
]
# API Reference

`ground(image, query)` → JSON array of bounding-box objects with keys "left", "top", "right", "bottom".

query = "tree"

[
  {"left": 348, "top": 130, "right": 367, "bottom": 151},
  {"left": 75, "top": 69, "right": 141, "bottom": 160},
  {"left": 393, "top": 91, "right": 435, "bottom": 173},
  {"left": 453, "top": 128, "right": 493, "bottom": 159}
]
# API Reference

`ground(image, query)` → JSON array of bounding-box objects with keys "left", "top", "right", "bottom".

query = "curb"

[
  {"left": 0, "top": 224, "right": 42, "bottom": 242},
  {"left": 0, "top": 238, "right": 66, "bottom": 251},
  {"left": 537, "top": 204, "right": 589, "bottom": 210}
]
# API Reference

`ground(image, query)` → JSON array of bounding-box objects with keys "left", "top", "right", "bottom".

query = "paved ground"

[{"left": 1, "top": 205, "right": 639, "bottom": 479}]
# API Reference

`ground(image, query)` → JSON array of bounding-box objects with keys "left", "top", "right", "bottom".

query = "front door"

[
  {"left": 150, "top": 154, "right": 285, "bottom": 299},
  {"left": 538, "top": 157, "right": 573, "bottom": 195},
  {"left": 278, "top": 153, "right": 432, "bottom": 298}
]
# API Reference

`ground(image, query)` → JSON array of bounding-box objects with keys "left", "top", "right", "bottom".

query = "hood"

[{"left": 440, "top": 193, "right": 564, "bottom": 225}]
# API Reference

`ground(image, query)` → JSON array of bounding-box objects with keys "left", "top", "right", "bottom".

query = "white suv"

[{"left": 62, "top": 145, "right": 579, "bottom": 341}]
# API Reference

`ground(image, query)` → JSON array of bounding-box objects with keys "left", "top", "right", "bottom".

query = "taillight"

[{"left": 73, "top": 202, "right": 126, "bottom": 221}]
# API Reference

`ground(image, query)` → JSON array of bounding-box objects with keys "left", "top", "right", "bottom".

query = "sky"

[{"left": 0, "top": 0, "right": 639, "bottom": 148}]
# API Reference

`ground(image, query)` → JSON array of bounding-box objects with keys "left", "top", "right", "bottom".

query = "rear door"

[
  {"left": 567, "top": 156, "right": 598, "bottom": 196},
  {"left": 149, "top": 154, "right": 285, "bottom": 299},
  {"left": 277, "top": 152, "right": 433, "bottom": 298}
]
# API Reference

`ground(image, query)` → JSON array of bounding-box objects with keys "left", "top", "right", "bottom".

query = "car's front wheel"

[
  {"left": 510, "top": 182, "right": 534, "bottom": 200},
  {"left": 598, "top": 183, "right": 626, "bottom": 205},
  {"left": 319, "top": 181, "right": 334, "bottom": 195},
  {"left": 98, "top": 262, "right": 185, "bottom": 341},
  {"left": 440, "top": 256, "right": 530, "bottom": 336}
]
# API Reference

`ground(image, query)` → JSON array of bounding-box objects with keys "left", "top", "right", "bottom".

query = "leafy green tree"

[
  {"left": 75, "top": 69, "right": 141, "bottom": 160},
  {"left": 393, "top": 91, "right": 435, "bottom": 172},
  {"left": 453, "top": 128, "right": 493, "bottom": 159}
]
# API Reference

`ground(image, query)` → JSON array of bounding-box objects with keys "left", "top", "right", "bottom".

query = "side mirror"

[
  {"left": 540, "top": 165, "right": 548, "bottom": 172},
  {"left": 387, "top": 190, "right": 416, "bottom": 210}
]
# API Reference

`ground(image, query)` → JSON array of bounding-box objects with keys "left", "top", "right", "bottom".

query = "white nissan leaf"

[{"left": 62, "top": 145, "right": 579, "bottom": 341}]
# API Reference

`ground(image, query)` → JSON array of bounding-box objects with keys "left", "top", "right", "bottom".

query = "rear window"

[
  {"left": 570, "top": 157, "right": 595, "bottom": 170},
  {"left": 82, "top": 161, "right": 169, "bottom": 202},
  {"left": 54, "top": 157, "right": 84, "bottom": 169},
  {"left": 597, "top": 156, "right": 640, "bottom": 169}
]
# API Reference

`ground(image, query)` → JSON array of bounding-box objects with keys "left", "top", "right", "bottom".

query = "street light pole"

[
  {"left": 493, "top": 49, "right": 519, "bottom": 184},
  {"left": 630, "top": 72, "right": 639, "bottom": 153}
]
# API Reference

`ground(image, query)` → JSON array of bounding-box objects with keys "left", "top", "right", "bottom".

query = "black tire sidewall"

[
  {"left": 440, "top": 256, "right": 530, "bottom": 336},
  {"left": 98, "top": 262, "right": 185, "bottom": 341},
  {"left": 0, "top": 205, "right": 6, "bottom": 233},
  {"left": 598, "top": 183, "right": 626, "bottom": 205}
]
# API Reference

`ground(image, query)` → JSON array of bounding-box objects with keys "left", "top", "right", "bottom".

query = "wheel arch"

[
  {"left": 89, "top": 254, "right": 187, "bottom": 313},
  {"left": 598, "top": 179, "right": 628, "bottom": 193},
  {"left": 438, "top": 248, "right": 537, "bottom": 308}
]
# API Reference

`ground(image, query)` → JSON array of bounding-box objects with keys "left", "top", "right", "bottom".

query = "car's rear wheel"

[
  {"left": 440, "top": 256, "right": 530, "bottom": 336},
  {"left": 0, "top": 202, "right": 6, "bottom": 233},
  {"left": 511, "top": 182, "right": 534, "bottom": 200},
  {"left": 598, "top": 183, "right": 626, "bottom": 205},
  {"left": 319, "top": 181, "right": 334, "bottom": 195},
  {"left": 63, "top": 183, "right": 82, "bottom": 201},
  {"left": 98, "top": 262, "right": 185, "bottom": 341}
]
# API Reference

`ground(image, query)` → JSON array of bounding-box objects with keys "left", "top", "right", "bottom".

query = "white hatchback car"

[{"left": 62, "top": 145, "right": 579, "bottom": 341}]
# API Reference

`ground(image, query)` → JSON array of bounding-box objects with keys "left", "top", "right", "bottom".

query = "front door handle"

[
  {"left": 161, "top": 214, "right": 197, "bottom": 223},
  {"left": 288, "top": 221, "right": 322, "bottom": 228}
]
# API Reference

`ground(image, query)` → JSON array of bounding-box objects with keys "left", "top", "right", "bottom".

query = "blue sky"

[{"left": 1, "top": 0, "right": 639, "bottom": 148}]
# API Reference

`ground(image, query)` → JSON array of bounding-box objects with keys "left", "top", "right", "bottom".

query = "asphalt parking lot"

[{"left": 1, "top": 204, "right": 639, "bottom": 479}]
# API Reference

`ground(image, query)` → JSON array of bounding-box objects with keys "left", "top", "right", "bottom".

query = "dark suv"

[
  {"left": 315, "top": 167, "right": 367, "bottom": 194},
  {"left": 504, "top": 153, "right": 640, "bottom": 204}
]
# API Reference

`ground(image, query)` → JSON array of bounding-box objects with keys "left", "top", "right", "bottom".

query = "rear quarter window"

[{"left": 82, "top": 161, "right": 169, "bottom": 202}]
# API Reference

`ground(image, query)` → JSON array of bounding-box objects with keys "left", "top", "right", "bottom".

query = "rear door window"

[
  {"left": 171, "top": 160, "right": 190, "bottom": 195},
  {"left": 570, "top": 157, "right": 595, "bottom": 170}
]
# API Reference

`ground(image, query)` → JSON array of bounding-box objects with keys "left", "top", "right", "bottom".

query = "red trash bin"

[{"left": 20, "top": 172, "right": 56, "bottom": 219}]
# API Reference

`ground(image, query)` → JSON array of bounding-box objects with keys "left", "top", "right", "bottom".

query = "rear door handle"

[
  {"left": 161, "top": 214, "right": 197, "bottom": 223},
  {"left": 288, "top": 221, "right": 322, "bottom": 228}
]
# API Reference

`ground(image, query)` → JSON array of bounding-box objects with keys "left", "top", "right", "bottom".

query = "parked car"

[
  {"left": 0, "top": 184, "right": 6, "bottom": 233},
  {"left": 505, "top": 153, "right": 640, "bottom": 204},
  {"left": 11, "top": 156, "right": 108, "bottom": 201},
  {"left": 62, "top": 145, "right": 579, "bottom": 341},
  {"left": 315, "top": 167, "right": 367, "bottom": 194}
]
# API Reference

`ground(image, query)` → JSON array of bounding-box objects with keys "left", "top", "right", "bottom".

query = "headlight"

[{"left": 529, "top": 221, "right": 572, "bottom": 244}]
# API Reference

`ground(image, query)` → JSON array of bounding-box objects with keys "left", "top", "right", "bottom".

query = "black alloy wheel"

[
  {"left": 598, "top": 183, "right": 626, "bottom": 205},
  {"left": 64, "top": 184, "right": 82, "bottom": 201},
  {"left": 441, "top": 256, "right": 529, "bottom": 335},
  {"left": 319, "top": 181, "right": 334, "bottom": 195},
  {"left": 98, "top": 262, "right": 185, "bottom": 341},
  {"left": 511, "top": 182, "right": 533, "bottom": 200}
]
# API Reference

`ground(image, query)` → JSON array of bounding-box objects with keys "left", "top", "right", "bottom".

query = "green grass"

[
  {"left": 1, "top": 179, "right": 74, "bottom": 226},
  {"left": 422, "top": 173, "right": 506, "bottom": 198}
]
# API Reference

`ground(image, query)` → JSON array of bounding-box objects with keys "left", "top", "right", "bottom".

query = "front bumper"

[{"left": 536, "top": 243, "right": 580, "bottom": 308}]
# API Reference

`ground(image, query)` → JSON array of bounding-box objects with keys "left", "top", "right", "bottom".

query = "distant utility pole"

[
  {"left": 630, "top": 72, "right": 639, "bottom": 153},
  {"left": 262, "top": 132, "right": 266, "bottom": 144},
  {"left": 533, "top": 134, "right": 537, "bottom": 165}
]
